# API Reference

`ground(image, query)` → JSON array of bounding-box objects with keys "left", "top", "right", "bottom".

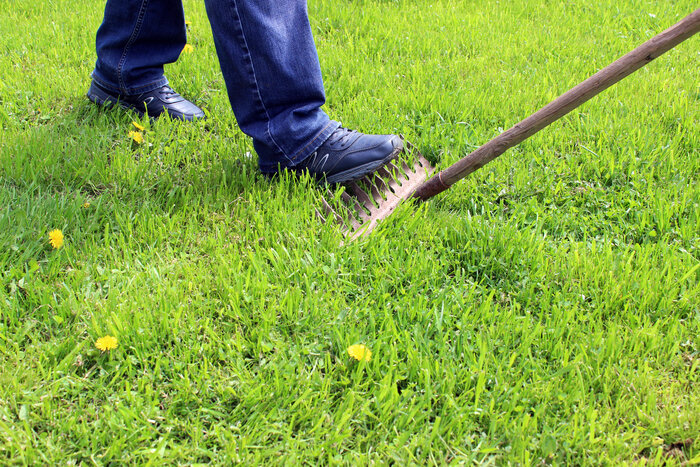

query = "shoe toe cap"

[
  {"left": 164, "top": 100, "right": 206, "bottom": 121},
  {"left": 329, "top": 134, "right": 402, "bottom": 175},
  {"left": 352, "top": 134, "right": 402, "bottom": 163}
]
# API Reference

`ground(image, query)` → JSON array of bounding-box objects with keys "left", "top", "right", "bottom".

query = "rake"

[{"left": 318, "top": 8, "right": 700, "bottom": 241}]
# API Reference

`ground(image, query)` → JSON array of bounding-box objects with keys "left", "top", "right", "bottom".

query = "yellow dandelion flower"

[
  {"left": 82, "top": 201, "right": 91, "bottom": 208},
  {"left": 95, "top": 335, "right": 118, "bottom": 352},
  {"left": 185, "top": 20, "right": 192, "bottom": 27},
  {"left": 128, "top": 130, "right": 144, "bottom": 144},
  {"left": 48, "top": 229, "right": 64, "bottom": 249},
  {"left": 182, "top": 44, "right": 194, "bottom": 54},
  {"left": 347, "top": 344, "right": 371, "bottom": 362},
  {"left": 132, "top": 121, "right": 145, "bottom": 131}
]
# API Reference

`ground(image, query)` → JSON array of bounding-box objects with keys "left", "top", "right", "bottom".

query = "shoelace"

[
  {"left": 300, "top": 127, "right": 356, "bottom": 171},
  {"left": 331, "top": 126, "right": 356, "bottom": 147}
]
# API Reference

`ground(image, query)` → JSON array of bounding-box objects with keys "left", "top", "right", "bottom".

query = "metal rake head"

[{"left": 316, "top": 140, "right": 435, "bottom": 241}]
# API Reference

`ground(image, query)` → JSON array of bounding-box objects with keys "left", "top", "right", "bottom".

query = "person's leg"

[
  {"left": 204, "top": 0, "right": 340, "bottom": 173},
  {"left": 92, "top": 0, "right": 186, "bottom": 95},
  {"left": 88, "top": 0, "right": 204, "bottom": 120}
]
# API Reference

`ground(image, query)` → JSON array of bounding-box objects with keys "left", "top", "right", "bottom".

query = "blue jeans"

[{"left": 92, "top": 0, "right": 340, "bottom": 172}]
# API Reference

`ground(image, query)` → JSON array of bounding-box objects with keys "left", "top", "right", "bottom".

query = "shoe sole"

[
  {"left": 324, "top": 139, "right": 405, "bottom": 184},
  {"left": 87, "top": 84, "right": 146, "bottom": 117},
  {"left": 88, "top": 87, "right": 204, "bottom": 121}
]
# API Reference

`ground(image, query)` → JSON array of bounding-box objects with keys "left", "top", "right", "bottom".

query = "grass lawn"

[{"left": 1, "top": 0, "right": 698, "bottom": 464}]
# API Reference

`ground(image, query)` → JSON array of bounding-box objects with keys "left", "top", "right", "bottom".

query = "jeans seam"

[
  {"left": 117, "top": 0, "right": 150, "bottom": 93},
  {"left": 230, "top": 0, "right": 287, "bottom": 161}
]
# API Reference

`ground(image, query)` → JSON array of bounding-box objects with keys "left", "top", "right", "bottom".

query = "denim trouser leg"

[
  {"left": 92, "top": 0, "right": 186, "bottom": 95},
  {"left": 203, "top": 0, "right": 339, "bottom": 172}
]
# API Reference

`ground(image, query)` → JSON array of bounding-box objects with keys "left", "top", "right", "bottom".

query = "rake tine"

[
  {"left": 316, "top": 187, "right": 335, "bottom": 224},
  {"left": 417, "top": 155, "right": 432, "bottom": 170},
  {"left": 356, "top": 176, "right": 383, "bottom": 202},
  {"left": 319, "top": 141, "right": 435, "bottom": 240},
  {"left": 347, "top": 181, "right": 375, "bottom": 208},
  {"left": 338, "top": 204, "right": 363, "bottom": 231},
  {"left": 400, "top": 159, "right": 414, "bottom": 174},
  {"left": 319, "top": 196, "right": 345, "bottom": 225},
  {"left": 341, "top": 190, "right": 371, "bottom": 221},
  {"left": 375, "top": 166, "right": 394, "bottom": 180},
  {"left": 368, "top": 172, "right": 391, "bottom": 195},
  {"left": 405, "top": 139, "right": 420, "bottom": 155},
  {"left": 318, "top": 193, "right": 362, "bottom": 232},
  {"left": 367, "top": 180, "right": 385, "bottom": 205},
  {"left": 374, "top": 167, "right": 401, "bottom": 192},
  {"left": 315, "top": 208, "right": 327, "bottom": 224},
  {"left": 374, "top": 167, "right": 394, "bottom": 180},
  {"left": 339, "top": 190, "right": 356, "bottom": 206},
  {"left": 384, "top": 162, "right": 405, "bottom": 184},
  {"left": 387, "top": 161, "right": 403, "bottom": 173},
  {"left": 384, "top": 171, "right": 404, "bottom": 191}
]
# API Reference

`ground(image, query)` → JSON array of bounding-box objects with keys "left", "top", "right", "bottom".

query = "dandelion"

[
  {"left": 132, "top": 121, "right": 145, "bottom": 131},
  {"left": 82, "top": 201, "right": 91, "bottom": 208},
  {"left": 128, "top": 130, "right": 144, "bottom": 144},
  {"left": 347, "top": 344, "right": 371, "bottom": 362},
  {"left": 185, "top": 20, "right": 192, "bottom": 27},
  {"left": 182, "top": 44, "right": 194, "bottom": 54},
  {"left": 95, "top": 335, "right": 118, "bottom": 352},
  {"left": 48, "top": 229, "right": 64, "bottom": 249}
]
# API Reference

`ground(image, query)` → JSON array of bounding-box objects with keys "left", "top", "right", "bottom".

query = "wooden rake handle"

[{"left": 412, "top": 8, "right": 700, "bottom": 201}]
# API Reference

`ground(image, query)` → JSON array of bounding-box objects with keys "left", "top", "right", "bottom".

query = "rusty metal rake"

[
  {"left": 318, "top": 8, "right": 700, "bottom": 240},
  {"left": 317, "top": 140, "right": 434, "bottom": 240}
]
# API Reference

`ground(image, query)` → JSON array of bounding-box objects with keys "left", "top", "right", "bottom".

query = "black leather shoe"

[
  {"left": 294, "top": 127, "right": 403, "bottom": 184},
  {"left": 87, "top": 80, "right": 205, "bottom": 121}
]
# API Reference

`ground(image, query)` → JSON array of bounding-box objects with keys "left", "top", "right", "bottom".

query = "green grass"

[{"left": 1, "top": 0, "right": 699, "bottom": 464}]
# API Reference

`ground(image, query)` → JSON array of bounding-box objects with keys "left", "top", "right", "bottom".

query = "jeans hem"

[
  {"left": 90, "top": 71, "right": 170, "bottom": 96},
  {"left": 289, "top": 120, "right": 341, "bottom": 165},
  {"left": 257, "top": 120, "right": 341, "bottom": 173}
]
